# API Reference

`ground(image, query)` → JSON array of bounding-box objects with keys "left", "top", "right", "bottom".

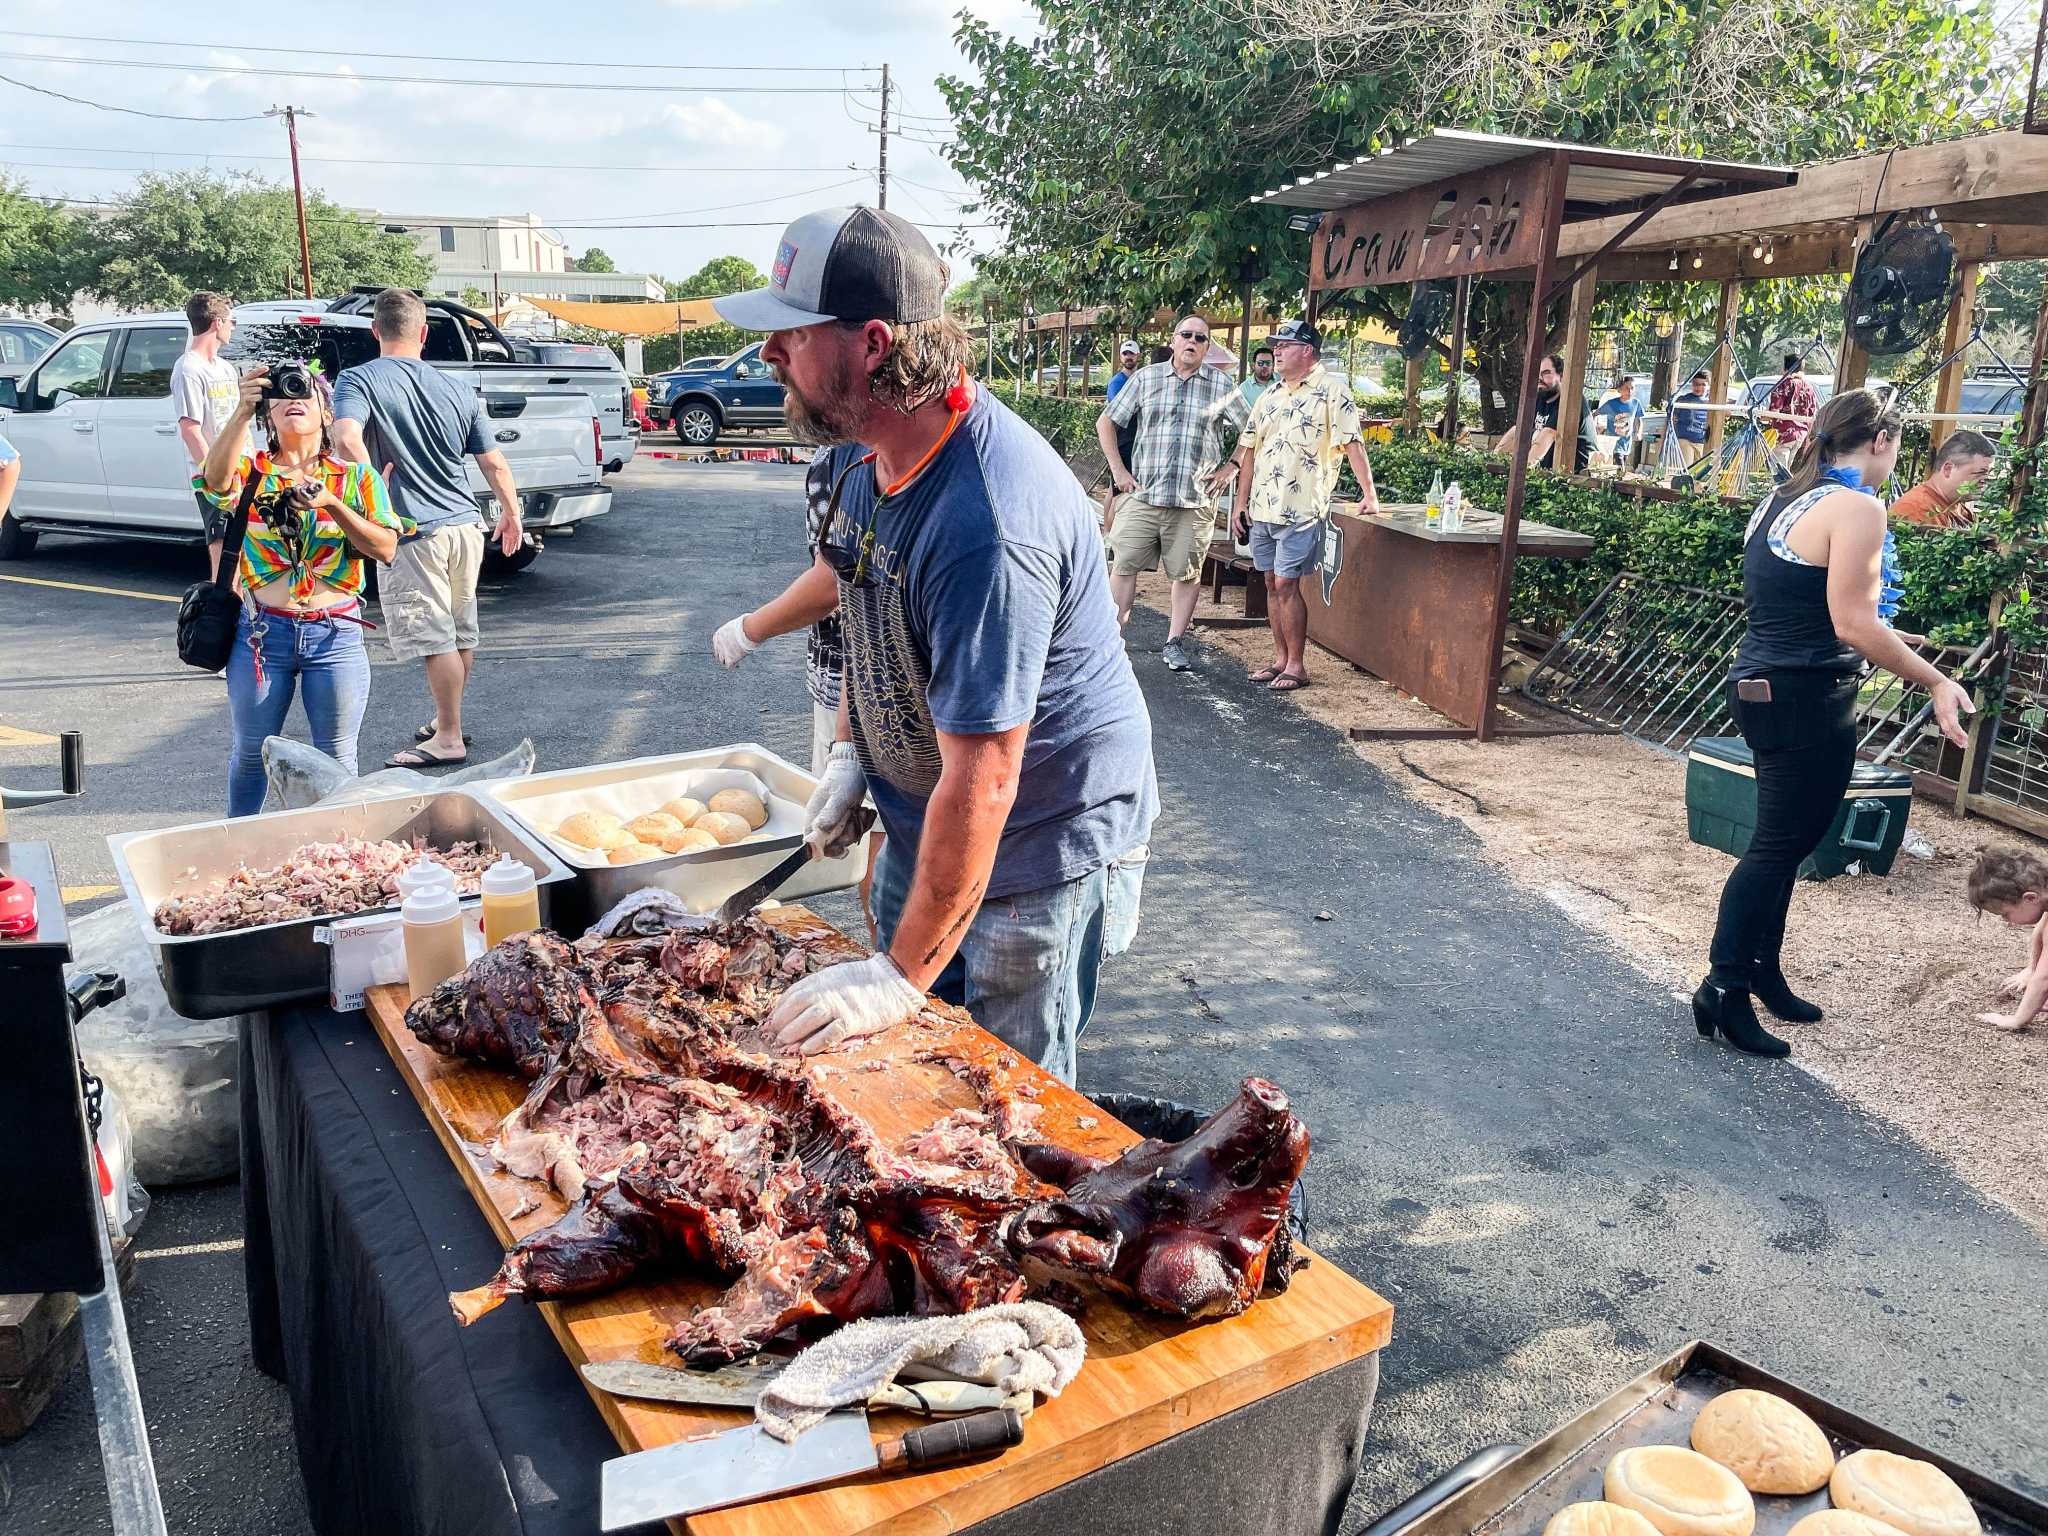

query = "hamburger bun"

[
  {"left": 1790, "top": 1512, "right": 1911, "bottom": 1536},
  {"left": 658, "top": 797, "right": 706, "bottom": 826},
  {"left": 1691, "top": 1389, "right": 1835, "bottom": 1494},
  {"left": 692, "top": 810, "right": 751, "bottom": 845},
  {"left": 672, "top": 826, "right": 720, "bottom": 853},
  {"left": 624, "top": 812, "right": 690, "bottom": 852},
  {"left": 1545, "top": 1503, "right": 1666, "bottom": 1536},
  {"left": 556, "top": 811, "right": 629, "bottom": 851},
  {"left": 608, "top": 841, "right": 665, "bottom": 866},
  {"left": 707, "top": 788, "right": 769, "bottom": 830},
  {"left": 1604, "top": 1445, "right": 1755, "bottom": 1536},
  {"left": 1830, "top": 1451, "right": 1979, "bottom": 1536}
]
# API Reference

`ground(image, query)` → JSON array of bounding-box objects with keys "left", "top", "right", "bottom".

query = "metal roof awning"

[{"left": 1250, "top": 129, "right": 1794, "bottom": 219}]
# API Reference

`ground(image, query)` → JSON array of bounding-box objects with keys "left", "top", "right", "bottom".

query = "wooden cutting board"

[{"left": 365, "top": 907, "right": 1393, "bottom": 1535}]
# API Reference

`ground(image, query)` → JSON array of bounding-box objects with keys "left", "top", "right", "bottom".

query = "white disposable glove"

[
  {"left": 712, "top": 614, "right": 759, "bottom": 669},
  {"left": 804, "top": 741, "right": 868, "bottom": 857},
  {"left": 767, "top": 952, "right": 925, "bottom": 1055}
]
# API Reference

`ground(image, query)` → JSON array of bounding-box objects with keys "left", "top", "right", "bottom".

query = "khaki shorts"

[
  {"left": 1108, "top": 497, "right": 1215, "bottom": 583},
  {"left": 380, "top": 523, "right": 484, "bottom": 661}
]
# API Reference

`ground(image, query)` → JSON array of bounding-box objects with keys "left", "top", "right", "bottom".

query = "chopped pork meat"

[{"left": 153, "top": 837, "right": 497, "bottom": 936}]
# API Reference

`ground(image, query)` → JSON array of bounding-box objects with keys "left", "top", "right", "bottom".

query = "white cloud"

[{"left": 656, "top": 97, "right": 786, "bottom": 153}]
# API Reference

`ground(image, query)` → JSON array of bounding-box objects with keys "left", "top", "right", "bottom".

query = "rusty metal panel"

[{"left": 1309, "top": 153, "right": 1557, "bottom": 288}]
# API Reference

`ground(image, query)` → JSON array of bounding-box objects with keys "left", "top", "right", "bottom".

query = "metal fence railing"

[{"left": 1974, "top": 645, "right": 2048, "bottom": 823}]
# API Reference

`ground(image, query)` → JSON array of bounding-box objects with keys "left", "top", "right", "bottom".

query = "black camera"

[{"left": 261, "top": 361, "right": 316, "bottom": 401}]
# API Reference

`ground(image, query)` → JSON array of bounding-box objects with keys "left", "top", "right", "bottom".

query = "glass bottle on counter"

[
  {"left": 480, "top": 855, "right": 541, "bottom": 949},
  {"left": 403, "top": 884, "right": 467, "bottom": 1000},
  {"left": 1424, "top": 470, "right": 1444, "bottom": 528}
]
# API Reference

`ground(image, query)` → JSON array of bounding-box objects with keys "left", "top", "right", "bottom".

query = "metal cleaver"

[{"left": 599, "top": 1405, "right": 1025, "bottom": 1530}]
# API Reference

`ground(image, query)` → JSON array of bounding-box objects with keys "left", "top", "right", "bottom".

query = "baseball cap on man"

[
  {"left": 1118, "top": 339, "right": 1140, "bottom": 357},
  {"left": 1269, "top": 318, "right": 1323, "bottom": 351},
  {"left": 714, "top": 206, "right": 948, "bottom": 332}
]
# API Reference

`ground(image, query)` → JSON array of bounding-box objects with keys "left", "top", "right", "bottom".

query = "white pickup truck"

[{"left": 0, "top": 298, "right": 617, "bottom": 571}]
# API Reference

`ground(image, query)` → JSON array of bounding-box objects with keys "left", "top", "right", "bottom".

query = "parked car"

[
  {"left": 0, "top": 307, "right": 610, "bottom": 571},
  {"left": 648, "top": 342, "right": 785, "bottom": 446},
  {"left": 0, "top": 318, "right": 61, "bottom": 383}
]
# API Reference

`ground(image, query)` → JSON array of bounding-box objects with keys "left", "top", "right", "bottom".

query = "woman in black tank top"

[{"left": 1696, "top": 389, "right": 1973, "bottom": 1056}]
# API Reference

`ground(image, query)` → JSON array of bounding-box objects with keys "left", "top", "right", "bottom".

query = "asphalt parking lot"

[{"left": 3, "top": 455, "right": 2044, "bottom": 1534}]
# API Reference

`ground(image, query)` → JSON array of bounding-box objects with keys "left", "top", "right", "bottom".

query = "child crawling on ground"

[{"left": 1967, "top": 848, "right": 2048, "bottom": 1031}]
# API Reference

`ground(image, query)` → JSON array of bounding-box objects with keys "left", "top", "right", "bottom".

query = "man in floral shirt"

[
  {"left": 1764, "top": 352, "right": 1817, "bottom": 448},
  {"left": 1228, "top": 318, "right": 1380, "bottom": 692}
]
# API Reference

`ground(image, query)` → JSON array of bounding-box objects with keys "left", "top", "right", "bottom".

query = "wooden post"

[
  {"left": 1059, "top": 308, "right": 1073, "bottom": 399},
  {"left": 1836, "top": 216, "right": 1876, "bottom": 391},
  {"left": 1931, "top": 263, "right": 1980, "bottom": 454},
  {"left": 1444, "top": 276, "right": 1470, "bottom": 445},
  {"left": 1403, "top": 352, "right": 1423, "bottom": 434},
  {"left": 1706, "top": 279, "right": 1742, "bottom": 466},
  {"left": 1240, "top": 278, "right": 1255, "bottom": 381},
  {"left": 1480, "top": 151, "right": 1568, "bottom": 742},
  {"left": 1557, "top": 267, "right": 1598, "bottom": 473},
  {"left": 1081, "top": 331, "right": 1093, "bottom": 398}
]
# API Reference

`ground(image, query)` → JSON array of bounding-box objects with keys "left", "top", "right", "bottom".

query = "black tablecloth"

[{"left": 241, "top": 1002, "right": 1380, "bottom": 1536}]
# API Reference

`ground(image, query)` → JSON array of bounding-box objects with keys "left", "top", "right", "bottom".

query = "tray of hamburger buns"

[
  {"left": 1367, "top": 1342, "right": 2045, "bottom": 1536},
  {"left": 468, "top": 743, "right": 874, "bottom": 925}
]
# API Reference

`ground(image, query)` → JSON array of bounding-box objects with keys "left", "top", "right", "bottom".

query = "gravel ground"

[{"left": 1164, "top": 570, "right": 2048, "bottom": 1235}]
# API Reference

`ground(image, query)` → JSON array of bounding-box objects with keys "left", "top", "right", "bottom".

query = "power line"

[
  {"left": 0, "top": 50, "right": 856, "bottom": 94},
  {"left": 0, "top": 67, "right": 268, "bottom": 120},
  {"left": 0, "top": 144, "right": 872, "bottom": 174},
  {"left": 0, "top": 29, "right": 881, "bottom": 75}
]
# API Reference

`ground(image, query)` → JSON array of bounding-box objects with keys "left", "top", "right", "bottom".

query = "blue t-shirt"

[
  {"left": 0, "top": 432, "right": 16, "bottom": 465},
  {"left": 1105, "top": 369, "right": 1134, "bottom": 402},
  {"left": 1670, "top": 390, "right": 1709, "bottom": 444},
  {"left": 1600, "top": 396, "right": 1646, "bottom": 444},
  {"left": 824, "top": 392, "right": 1157, "bottom": 897},
  {"left": 331, "top": 356, "right": 491, "bottom": 532}
]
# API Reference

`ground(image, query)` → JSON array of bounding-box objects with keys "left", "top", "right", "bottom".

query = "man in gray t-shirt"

[
  {"left": 171, "top": 291, "right": 246, "bottom": 576},
  {"left": 331, "top": 289, "right": 522, "bottom": 769}
]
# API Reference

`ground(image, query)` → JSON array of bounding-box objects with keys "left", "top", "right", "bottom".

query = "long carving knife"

[
  {"left": 580, "top": 1358, "right": 1022, "bottom": 1416},
  {"left": 709, "top": 806, "right": 874, "bottom": 925},
  {"left": 599, "top": 1406, "right": 1025, "bottom": 1529}
]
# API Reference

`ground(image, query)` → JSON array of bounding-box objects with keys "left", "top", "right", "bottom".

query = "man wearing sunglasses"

[
  {"left": 712, "top": 207, "right": 1157, "bottom": 1085},
  {"left": 1095, "top": 316, "right": 1248, "bottom": 672}
]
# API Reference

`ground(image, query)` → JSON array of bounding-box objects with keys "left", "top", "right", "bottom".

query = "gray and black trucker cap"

[{"left": 713, "top": 206, "right": 948, "bottom": 331}]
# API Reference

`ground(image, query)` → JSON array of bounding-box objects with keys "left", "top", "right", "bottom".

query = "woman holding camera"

[
  {"left": 1694, "top": 387, "right": 1973, "bottom": 1056},
  {"left": 200, "top": 365, "right": 407, "bottom": 816}
]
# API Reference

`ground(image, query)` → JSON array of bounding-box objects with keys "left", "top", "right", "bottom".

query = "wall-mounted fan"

[
  {"left": 1398, "top": 281, "right": 1455, "bottom": 360},
  {"left": 1844, "top": 213, "right": 1958, "bottom": 357}
]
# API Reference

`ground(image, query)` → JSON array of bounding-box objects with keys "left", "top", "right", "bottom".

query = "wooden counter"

[
  {"left": 366, "top": 908, "right": 1393, "bottom": 1535},
  {"left": 1302, "top": 503, "right": 1593, "bottom": 727}
]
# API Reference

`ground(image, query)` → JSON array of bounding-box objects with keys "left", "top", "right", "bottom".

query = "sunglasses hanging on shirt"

[{"left": 816, "top": 366, "right": 974, "bottom": 590}]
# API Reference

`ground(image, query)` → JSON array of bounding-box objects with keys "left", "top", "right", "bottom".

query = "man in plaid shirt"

[{"left": 1095, "top": 315, "right": 1247, "bottom": 672}]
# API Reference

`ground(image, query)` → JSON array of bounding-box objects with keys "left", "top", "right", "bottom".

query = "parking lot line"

[{"left": 0, "top": 573, "right": 182, "bottom": 603}]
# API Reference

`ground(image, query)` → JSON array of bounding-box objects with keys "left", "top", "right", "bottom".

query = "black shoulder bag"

[{"left": 176, "top": 474, "right": 262, "bottom": 673}]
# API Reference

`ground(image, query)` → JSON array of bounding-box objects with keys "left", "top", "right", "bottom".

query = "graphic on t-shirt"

[
  {"left": 1319, "top": 516, "right": 1344, "bottom": 605},
  {"left": 840, "top": 546, "right": 944, "bottom": 797}
]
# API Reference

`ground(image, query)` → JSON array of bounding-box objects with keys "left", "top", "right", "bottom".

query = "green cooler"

[{"left": 1685, "top": 736, "right": 1915, "bottom": 879}]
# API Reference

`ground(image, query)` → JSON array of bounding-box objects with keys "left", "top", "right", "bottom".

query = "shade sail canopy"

[
  {"left": 521, "top": 296, "right": 727, "bottom": 334},
  {"left": 1250, "top": 129, "right": 1793, "bottom": 219}
]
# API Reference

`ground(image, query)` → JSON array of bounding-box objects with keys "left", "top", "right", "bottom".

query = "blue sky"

[{"left": 0, "top": 0, "right": 1024, "bottom": 288}]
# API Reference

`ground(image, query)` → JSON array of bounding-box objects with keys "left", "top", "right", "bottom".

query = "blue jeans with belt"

[
  {"left": 225, "top": 606, "right": 372, "bottom": 817},
  {"left": 871, "top": 839, "right": 1146, "bottom": 1086}
]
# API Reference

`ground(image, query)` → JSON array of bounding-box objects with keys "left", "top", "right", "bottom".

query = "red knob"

[{"left": 0, "top": 876, "right": 36, "bottom": 937}]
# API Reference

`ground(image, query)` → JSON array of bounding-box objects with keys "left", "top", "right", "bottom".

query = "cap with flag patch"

[{"left": 714, "top": 207, "right": 949, "bottom": 332}]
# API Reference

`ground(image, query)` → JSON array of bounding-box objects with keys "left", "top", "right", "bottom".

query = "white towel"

[
  {"left": 587, "top": 887, "right": 712, "bottom": 938},
  {"left": 755, "top": 1303, "right": 1086, "bottom": 1442}
]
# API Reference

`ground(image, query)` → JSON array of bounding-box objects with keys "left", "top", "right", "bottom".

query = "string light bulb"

[
  {"left": 1750, "top": 240, "right": 1764, "bottom": 259},
  {"left": 1763, "top": 239, "right": 1775, "bottom": 266},
  {"left": 1668, "top": 252, "right": 1680, "bottom": 272},
  {"left": 1691, "top": 251, "right": 1703, "bottom": 269}
]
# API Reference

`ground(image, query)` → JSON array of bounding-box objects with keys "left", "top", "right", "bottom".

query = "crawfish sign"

[{"left": 1309, "top": 153, "right": 1553, "bottom": 290}]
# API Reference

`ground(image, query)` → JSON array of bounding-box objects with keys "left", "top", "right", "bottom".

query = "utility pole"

[
  {"left": 877, "top": 63, "right": 890, "bottom": 210},
  {"left": 267, "top": 105, "right": 315, "bottom": 299}
]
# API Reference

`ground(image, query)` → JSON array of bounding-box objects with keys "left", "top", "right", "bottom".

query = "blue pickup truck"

[{"left": 648, "top": 342, "right": 785, "bottom": 446}]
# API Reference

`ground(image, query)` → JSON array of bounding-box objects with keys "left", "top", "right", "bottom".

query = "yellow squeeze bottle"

[
  {"left": 403, "top": 884, "right": 468, "bottom": 1000},
  {"left": 480, "top": 855, "right": 541, "bottom": 949}
]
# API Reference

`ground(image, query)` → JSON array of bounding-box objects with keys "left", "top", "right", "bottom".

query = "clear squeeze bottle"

[
  {"left": 480, "top": 855, "right": 541, "bottom": 948},
  {"left": 1425, "top": 470, "right": 1444, "bottom": 528},
  {"left": 396, "top": 857, "right": 455, "bottom": 906},
  {"left": 403, "top": 884, "right": 468, "bottom": 1000},
  {"left": 1441, "top": 480, "right": 1464, "bottom": 533}
]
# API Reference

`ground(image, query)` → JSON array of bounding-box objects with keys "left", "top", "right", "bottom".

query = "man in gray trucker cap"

[{"left": 714, "top": 206, "right": 1156, "bottom": 1086}]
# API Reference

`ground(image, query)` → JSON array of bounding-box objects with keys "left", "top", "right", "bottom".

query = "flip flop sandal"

[
  {"left": 385, "top": 745, "right": 469, "bottom": 769},
  {"left": 1248, "top": 666, "right": 1283, "bottom": 684},
  {"left": 1268, "top": 673, "right": 1312, "bottom": 692},
  {"left": 415, "top": 723, "right": 474, "bottom": 746}
]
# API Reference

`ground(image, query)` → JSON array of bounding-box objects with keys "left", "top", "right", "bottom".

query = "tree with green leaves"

[
  {"left": 458, "top": 285, "right": 492, "bottom": 312},
  {"left": 0, "top": 177, "right": 89, "bottom": 313},
  {"left": 576, "top": 247, "right": 616, "bottom": 273},
  {"left": 90, "top": 169, "right": 434, "bottom": 311},
  {"left": 663, "top": 255, "right": 765, "bottom": 301},
  {"left": 941, "top": 0, "right": 2003, "bottom": 427}
]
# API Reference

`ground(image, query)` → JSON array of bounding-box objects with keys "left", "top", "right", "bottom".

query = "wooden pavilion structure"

[{"left": 1253, "top": 130, "right": 1796, "bottom": 739}]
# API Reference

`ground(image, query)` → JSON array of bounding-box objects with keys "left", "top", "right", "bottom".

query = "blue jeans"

[
  {"left": 872, "top": 840, "right": 1146, "bottom": 1085},
  {"left": 225, "top": 607, "right": 372, "bottom": 817}
]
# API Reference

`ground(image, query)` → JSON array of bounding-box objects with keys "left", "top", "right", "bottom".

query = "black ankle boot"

[
  {"left": 1691, "top": 982, "right": 1791, "bottom": 1057},
  {"left": 1750, "top": 963, "right": 1823, "bottom": 1023}
]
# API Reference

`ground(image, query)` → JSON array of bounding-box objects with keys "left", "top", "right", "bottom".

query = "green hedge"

[{"left": 1007, "top": 390, "right": 1104, "bottom": 460}]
